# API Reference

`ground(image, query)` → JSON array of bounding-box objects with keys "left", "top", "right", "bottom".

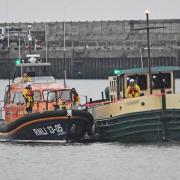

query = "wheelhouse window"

[
  {"left": 58, "top": 89, "right": 72, "bottom": 101},
  {"left": 10, "top": 92, "right": 15, "bottom": 103},
  {"left": 13, "top": 91, "right": 41, "bottom": 104},
  {"left": 33, "top": 91, "right": 41, "bottom": 102},
  {"left": 152, "top": 73, "right": 171, "bottom": 89},
  {"left": 43, "top": 90, "right": 56, "bottom": 102},
  {"left": 4, "top": 92, "right": 14, "bottom": 104},
  {"left": 126, "top": 75, "right": 147, "bottom": 90},
  {"left": 13, "top": 92, "right": 25, "bottom": 104},
  {"left": 43, "top": 89, "right": 72, "bottom": 102}
]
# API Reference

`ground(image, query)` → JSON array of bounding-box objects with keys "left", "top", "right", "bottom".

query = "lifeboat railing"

[
  {"left": 45, "top": 90, "right": 71, "bottom": 111},
  {"left": 44, "top": 90, "right": 89, "bottom": 111}
]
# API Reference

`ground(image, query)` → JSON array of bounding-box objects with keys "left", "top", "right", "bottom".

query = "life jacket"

[
  {"left": 127, "top": 84, "right": 140, "bottom": 97},
  {"left": 129, "top": 86, "right": 138, "bottom": 97},
  {"left": 59, "top": 102, "right": 67, "bottom": 110},
  {"left": 73, "top": 94, "right": 80, "bottom": 105},
  {"left": 23, "top": 88, "right": 34, "bottom": 108}
]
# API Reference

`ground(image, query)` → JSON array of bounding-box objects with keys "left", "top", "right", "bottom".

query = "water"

[{"left": 1, "top": 79, "right": 180, "bottom": 180}]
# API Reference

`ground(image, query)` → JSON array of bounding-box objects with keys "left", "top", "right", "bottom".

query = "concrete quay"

[{"left": 0, "top": 19, "right": 179, "bottom": 79}]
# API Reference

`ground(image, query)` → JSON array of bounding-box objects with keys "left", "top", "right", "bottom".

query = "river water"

[{"left": 1, "top": 79, "right": 180, "bottom": 180}]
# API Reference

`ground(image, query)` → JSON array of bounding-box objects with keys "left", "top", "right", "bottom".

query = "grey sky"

[{"left": 0, "top": 0, "right": 180, "bottom": 22}]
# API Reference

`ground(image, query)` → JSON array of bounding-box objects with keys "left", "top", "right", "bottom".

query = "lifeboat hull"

[{"left": 0, "top": 110, "right": 94, "bottom": 142}]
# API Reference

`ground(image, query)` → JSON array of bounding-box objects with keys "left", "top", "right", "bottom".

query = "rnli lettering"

[
  {"left": 47, "top": 126, "right": 55, "bottom": 134},
  {"left": 33, "top": 124, "right": 64, "bottom": 136},
  {"left": 33, "top": 127, "right": 48, "bottom": 136}
]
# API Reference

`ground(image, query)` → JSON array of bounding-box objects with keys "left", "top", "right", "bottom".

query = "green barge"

[{"left": 88, "top": 66, "right": 180, "bottom": 142}]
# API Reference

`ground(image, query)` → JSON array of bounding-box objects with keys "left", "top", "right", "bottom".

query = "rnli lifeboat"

[{"left": 0, "top": 55, "right": 94, "bottom": 142}]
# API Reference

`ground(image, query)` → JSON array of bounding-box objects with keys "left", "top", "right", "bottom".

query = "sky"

[{"left": 0, "top": 0, "right": 180, "bottom": 23}]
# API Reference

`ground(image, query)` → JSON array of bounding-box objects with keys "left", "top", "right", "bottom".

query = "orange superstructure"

[{"left": 4, "top": 81, "right": 73, "bottom": 123}]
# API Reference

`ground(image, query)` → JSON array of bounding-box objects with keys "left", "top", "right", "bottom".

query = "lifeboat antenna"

[
  {"left": 27, "top": 24, "right": 32, "bottom": 54},
  {"left": 7, "top": 26, "right": 10, "bottom": 86},
  {"left": 18, "top": 36, "right": 23, "bottom": 77},
  {"left": 6, "top": 0, "right": 11, "bottom": 86},
  {"left": 63, "top": 21, "right": 67, "bottom": 88},
  {"left": 45, "top": 23, "right": 48, "bottom": 63}
]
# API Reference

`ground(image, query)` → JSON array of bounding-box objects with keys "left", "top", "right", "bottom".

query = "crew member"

[
  {"left": 71, "top": 88, "right": 80, "bottom": 107},
  {"left": 23, "top": 82, "right": 34, "bottom": 114},
  {"left": 126, "top": 79, "right": 141, "bottom": 98},
  {"left": 58, "top": 100, "right": 67, "bottom": 110},
  {"left": 21, "top": 72, "right": 32, "bottom": 83}
]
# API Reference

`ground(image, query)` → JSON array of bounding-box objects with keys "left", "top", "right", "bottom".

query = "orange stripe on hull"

[{"left": 0, "top": 116, "right": 83, "bottom": 137}]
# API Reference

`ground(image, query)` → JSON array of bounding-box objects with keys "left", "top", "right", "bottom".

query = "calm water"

[{"left": 1, "top": 79, "right": 180, "bottom": 180}]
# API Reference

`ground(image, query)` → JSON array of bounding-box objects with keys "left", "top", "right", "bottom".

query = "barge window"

[
  {"left": 127, "top": 75, "right": 147, "bottom": 90},
  {"left": 152, "top": 73, "right": 171, "bottom": 89},
  {"left": 110, "top": 81, "right": 112, "bottom": 91},
  {"left": 119, "top": 77, "right": 123, "bottom": 91}
]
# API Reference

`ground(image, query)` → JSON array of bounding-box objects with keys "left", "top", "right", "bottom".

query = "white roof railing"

[{"left": 26, "top": 54, "right": 41, "bottom": 58}]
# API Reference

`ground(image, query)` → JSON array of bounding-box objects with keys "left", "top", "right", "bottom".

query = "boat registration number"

[{"left": 33, "top": 124, "right": 64, "bottom": 136}]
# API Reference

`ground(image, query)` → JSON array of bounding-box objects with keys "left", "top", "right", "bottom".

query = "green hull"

[{"left": 94, "top": 109, "right": 180, "bottom": 143}]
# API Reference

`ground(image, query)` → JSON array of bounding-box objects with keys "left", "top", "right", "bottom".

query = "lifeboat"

[{"left": 0, "top": 54, "right": 94, "bottom": 142}]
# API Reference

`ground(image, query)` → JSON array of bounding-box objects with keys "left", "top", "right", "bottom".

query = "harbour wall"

[{"left": 0, "top": 19, "right": 180, "bottom": 79}]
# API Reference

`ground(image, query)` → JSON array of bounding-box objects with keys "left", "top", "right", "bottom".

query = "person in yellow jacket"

[
  {"left": 71, "top": 88, "right": 80, "bottom": 107},
  {"left": 20, "top": 72, "right": 32, "bottom": 83},
  {"left": 58, "top": 100, "right": 67, "bottom": 110},
  {"left": 23, "top": 82, "right": 34, "bottom": 114},
  {"left": 126, "top": 79, "right": 141, "bottom": 98}
]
